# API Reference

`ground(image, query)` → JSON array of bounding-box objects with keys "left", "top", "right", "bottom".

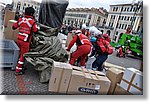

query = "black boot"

[{"left": 15, "top": 71, "right": 25, "bottom": 76}]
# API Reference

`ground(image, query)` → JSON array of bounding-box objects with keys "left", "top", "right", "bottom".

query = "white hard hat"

[
  {"left": 82, "top": 24, "right": 86, "bottom": 29},
  {"left": 75, "top": 30, "right": 82, "bottom": 34}
]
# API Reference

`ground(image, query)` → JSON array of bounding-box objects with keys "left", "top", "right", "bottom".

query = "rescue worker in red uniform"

[
  {"left": 67, "top": 30, "right": 92, "bottom": 67},
  {"left": 126, "top": 25, "right": 131, "bottom": 34},
  {"left": 103, "top": 33, "right": 111, "bottom": 43},
  {"left": 119, "top": 46, "right": 124, "bottom": 57},
  {"left": 12, "top": 7, "right": 38, "bottom": 75},
  {"left": 90, "top": 31, "right": 112, "bottom": 71},
  {"left": 81, "top": 24, "right": 90, "bottom": 38}
]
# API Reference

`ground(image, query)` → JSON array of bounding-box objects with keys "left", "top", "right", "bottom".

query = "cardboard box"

[
  {"left": 3, "top": 20, "right": 19, "bottom": 41},
  {"left": 106, "top": 68, "right": 124, "bottom": 94},
  {"left": 49, "top": 61, "right": 72, "bottom": 93},
  {"left": 120, "top": 68, "right": 143, "bottom": 95},
  {"left": 66, "top": 32, "right": 73, "bottom": 47},
  {"left": 4, "top": 10, "right": 16, "bottom": 27},
  {"left": 67, "top": 69, "right": 111, "bottom": 95},
  {"left": 113, "top": 83, "right": 132, "bottom": 95},
  {"left": 72, "top": 65, "right": 88, "bottom": 72}
]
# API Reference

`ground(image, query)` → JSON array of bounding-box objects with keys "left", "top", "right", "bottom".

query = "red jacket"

[
  {"left": 13, "top": 15, "right": 38, "bottom": 42},
  {"left": 96, "top": 37, "right": 113, "bottom": 54},
  {"left": 81, "top": 29, "right": 90, "bottom": 38},
  {"left": 126, "top": 27, "right": 131, "bottom": 34},
  {"left": 103, "top": 34, "right": 111, "bottom": 43},
  {"left": 68, "top": 33, "right": 91, "bottom": 51}
]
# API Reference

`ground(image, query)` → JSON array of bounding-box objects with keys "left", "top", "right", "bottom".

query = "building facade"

[
  {"left": 105, "top": 2, "right": 143, "bottom": 42},
  {"left": 63, "top": 8, "right": 108, "bottom": 29},
  {"left": 12, "top": 0, "right": 40, "bottom": 18}
]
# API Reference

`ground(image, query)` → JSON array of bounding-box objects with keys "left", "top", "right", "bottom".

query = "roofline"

[{"left": 110, "top": 3, "right": 139, "bottom": 6}]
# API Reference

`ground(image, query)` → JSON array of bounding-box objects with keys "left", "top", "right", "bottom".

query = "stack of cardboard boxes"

[
  {"left": 3, "top": 10, "right": 18, "bottom": 42},
  {"left": 49, "top": 61, "right": 111, "bottom": 95},
  {"left": 49, "top": 61, "right": 143, "bottom": 95}
]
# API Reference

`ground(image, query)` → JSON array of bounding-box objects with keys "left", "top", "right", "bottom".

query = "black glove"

[{"left": 12, "top": 26, "right": 17, "bottom": 30}]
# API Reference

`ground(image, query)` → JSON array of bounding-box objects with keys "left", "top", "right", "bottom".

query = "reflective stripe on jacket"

[
  {"left": 13, "top": 15, "right": 38, "bottom": 42},
  {"left": 77, "top": 33, "right": 91, "bottom": 45}
]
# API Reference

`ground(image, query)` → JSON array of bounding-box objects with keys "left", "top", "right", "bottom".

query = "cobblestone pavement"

[{"left": 1, "top": 67, "right": 63, "bottom": 95}]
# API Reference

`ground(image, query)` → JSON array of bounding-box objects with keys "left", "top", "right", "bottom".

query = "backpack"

[{"left": 97, "top": 38, "right": 113, "bottom": 55}]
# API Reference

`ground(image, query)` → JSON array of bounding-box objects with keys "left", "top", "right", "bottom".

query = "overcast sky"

[{"left": 1, "top": 0, "right": 141, "bottom": 11}]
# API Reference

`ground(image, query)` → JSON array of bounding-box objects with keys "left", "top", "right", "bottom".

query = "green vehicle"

[{"left": 118, "top": 33, "right": 143, "bottom": 57}]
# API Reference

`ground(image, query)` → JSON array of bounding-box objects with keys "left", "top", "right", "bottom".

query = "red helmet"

[{"left": 103, "top": 34, "right": 109, "bottom": 38}]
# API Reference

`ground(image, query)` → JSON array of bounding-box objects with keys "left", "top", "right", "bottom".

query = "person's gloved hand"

[
  {"left": 12, "top": 26, "right": 17, "bottom": 30},
  {"left": 66, "top": 48, "right": 70, "bottom": 52}
]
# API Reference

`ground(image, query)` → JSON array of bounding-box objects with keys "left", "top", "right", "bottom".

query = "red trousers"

[
  {"left": 119, "top": 47, "right": 123, "bottom": 56},
  {"left": 16, "top": 40, "right": 30, "bottom": 72},
  {"left": 69, "top": 44, "right": 91, "bottom": 66}
]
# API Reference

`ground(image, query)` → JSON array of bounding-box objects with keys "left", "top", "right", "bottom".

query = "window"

[
  {"left": 119, "top": 16, "right": 121, "bottom": 20},
  {"left": 130, "top": 17, "right": 133, "bottom": 21},
  {"left": 127, "top": 16, "right": 130, "bottom": 20},
  {"left": 124, "top": 24, "right": 127, "bottom": 30},
  {"left": 116, "top": 23, "right": 119, "bottom": 28},
  {"left": 119, "top": 24, "right": 122, "bottom": 29},
  {"left": 113, "top": 7, "right": 116, "bottom": 11},
  {"left": 113, "top": 15, "right": 116, "bottom": 19},
  {"left": 124, "top": 16, "right": 126, "bottom": 20},
  {"left": 137, "top": 26, "right": 140, "bottom": 32},
  {"left": 127, "top": 7, "right": 129, "bottom": 12},
  {"left": 89, "top": 15, "right": 91, "bottom": 19},
  {"left": 133, "top": 7, "right": 136, "bottom": 12},
  {"left": 122, "top": 24, "right": 124, "bottom": 29},
  {"left": 109, "top": 22, "right": 111, "bottom": 27},
  {"left": 130, "top": 6, "right": 133, "bottom": 12},
  {"left": 122, "top": 16, "right": 124, "bottom": 20},
  {"left": 124, "top": 7, "right": 127, "bottom": 11},
  {"left": 111, "top": 23, "right": 113, "bottom": 27},
  {"left": 116, "top": 7, "right": 118, "bottom": 11},
  {"left": 111, "top": 15, "right": 113, "bottom": 19},
  {"left": 121, "top": 6, "right": 124, "bottom": 11}
]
